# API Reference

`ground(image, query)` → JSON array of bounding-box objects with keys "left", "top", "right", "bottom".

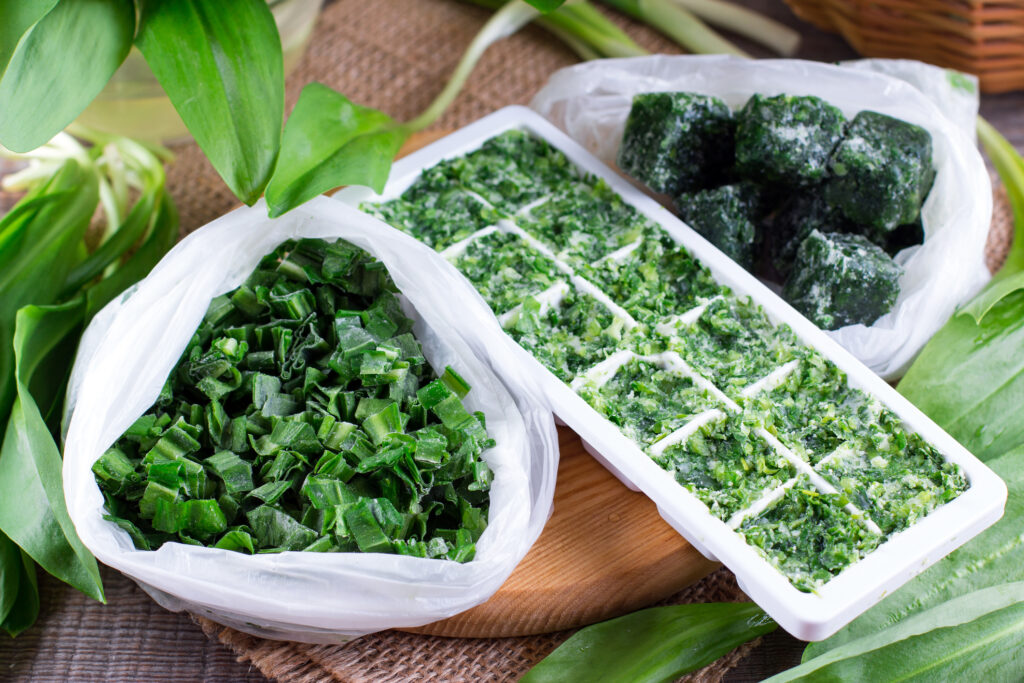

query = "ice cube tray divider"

[{"left": 334, "top": 105, "right": 1007, "bottom": 641}]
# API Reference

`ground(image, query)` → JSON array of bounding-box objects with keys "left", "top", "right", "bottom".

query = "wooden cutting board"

[{"left": 393, "top": 131, "right": 718, "bottom": 639}]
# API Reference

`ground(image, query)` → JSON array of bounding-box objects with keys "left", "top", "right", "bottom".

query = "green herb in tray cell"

[
  {"left": 92, "top": 238, "right": 494, "bottom": 560},
  {"left": 363, "top": 182, "right": 504, "bottom": 251},
  {"left": 656, "top": 416, "right": 798, "bottom": 523},
  {"left": 665, "top": 296, "right": 803, "bottom": 399},
  {"left": 783, "top": 230, "right": 902, "bottom": 330},
  {"left": 745, "top": 354, "right": 892, "bottom": 464},
  {"left": 739, "top": 476, "right": 883, "bottom": 592},
  {"left": 816, "top": 434, "right": 968, "bottom": 536},
  {"left": 505, "top": 288, "right": 627, "bottom": 383},
  {"left": 576, "top": 358, "right": 721, "bottom": 448},
  {"left": 453, "top": 129, "right": 578, "bottom": 211},
  {"left": 734, "top": 93, "right": 846, "bottom": 187},
  {"left": 577, "top": 233, "right": 721, "bottom": 323},
  {"left": 617, "top": 91, "right": 735, "bottom": 196},
  {"left": 451, "top": 231, "right": 564, "bottom": 315},
  {"left": 826, "top": 110, "right": 935, "bottom": 231},
  {"left": 675, "top": 183, "right": 762, "bottom": 270},
  {"left": 518, "top": 179, "right": 656, "bottom": 266}
]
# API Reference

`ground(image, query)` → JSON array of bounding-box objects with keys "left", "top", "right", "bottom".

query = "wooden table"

[{"left": 2, "top": 1, "right": 1022, "bottom": 680}]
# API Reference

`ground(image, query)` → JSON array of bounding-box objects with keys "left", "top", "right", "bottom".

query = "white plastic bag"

[
  {"left": 62, "top": 197, "right": 558, "bottom": 644},
  {"left": 530, "top": 55, "right": 993, "bottom": 378}
]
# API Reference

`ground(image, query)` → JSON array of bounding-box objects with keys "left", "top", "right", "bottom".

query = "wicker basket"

[{"left": 785, "top": 0, "right": 1024, "bottom": 93}]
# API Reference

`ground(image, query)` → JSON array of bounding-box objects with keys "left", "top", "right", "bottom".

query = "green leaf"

[
  {"left": 961, "top": 118, "right": 1024, "bottom": 323},
  {"left": 265, "top": 83, "right": 408, "bottom": 217},
  {"left": 0, "top": 0, "right": 59, "bottom": 75},
  {"left": 0, "top": 532, "right": 21, "bottom": 626},
  {"left": 521, "top": 602, "right": 776, "bottom": 683},
  {"left": 0, "top": 549, "right": 38, "bottom": 638},
  {"left": 898, "top": 289, "right": 1024, "bottom": 462},
  {"left": 0, "top": 300, "right": 104, "bottom": 604},
  {"left": 803, "top": 447, "right": 1024, "bottom": 663},
  {"left": 0, "top": 0, "right": 134, "bottom": 152},
  {"left": 136, "top": 0, "right": 284, "bottom": 205},
  {"left": 770, "top": 583, "right": 1024, "bottom": 681}
]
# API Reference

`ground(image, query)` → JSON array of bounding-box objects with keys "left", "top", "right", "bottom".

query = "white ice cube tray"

[{"left": 335, "top": 105, "right": 1006, "bottom": 641}]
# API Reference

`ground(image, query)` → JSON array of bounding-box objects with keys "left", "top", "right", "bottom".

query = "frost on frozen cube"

[
  {"left": 655, "top": 416, "right": 797, "bottom": 523},
  {"left": 735, "top": 94, "right": 846, "bottom": 187},
  {"left": 575, "top": 357, "right": 721, "bottom": 448},
  {"left": 617, "top": 91, "right": 734, "bottom": 196},
  {"left": 826, "top": 110, "right": 934, "bottom": 231},
  {"left": 766, "top": 192, "right": 853, "bottom": 279},
  {"left": 783, "top": 230, "right": 901, "bottom": 330},
  {"left": 675, "top": 183, "right": 761, "bottom": 270},
  {"left": 739, "top": 476, "right": 883, "bottom": 592}
]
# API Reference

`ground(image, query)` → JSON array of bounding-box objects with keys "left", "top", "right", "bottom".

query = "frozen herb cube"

[
  {"left": 505, "top": 288, "right": 627, "bottom": 382},
  {"left": 452, "top": 231, "right": 563, "bottom": 315},
  {"left": 576, "top": 358, "right": 721, "bottom": 447},
  {"left": 363, "top": 186, "right": 502, "bottom": 251},
  {"left": 579, "top": 234, "right": 721, "bottom": 322},
  {"left": 783, "top": 230, "right": 902, "bottom": 330},
  {"left": 675, "top": 183, "right": 761, "bottom": 270},
  {"left": 666, "top": 296, "right": 803, "bottom": 399},
  {"left": 657, "top": 417, "right": 797, "bottom": 522},
  {"left": 765, "top": 192, "right": 854, "bottom": 279},
  {"left": 816, "top": 433, "right": 968, "bottom": 535},
  {"left": 739, "top": 476, "right": 882, "bottom": 592},
  {"left": 518, "top": 180, "right": 654, "bottom": 265},
  {"left": 745, "top": 354, "right": 894, "bottom": 463},
  {"left": 826, "top": 110, "right": 934, "bottom": 231},
  {"left": 735, "top": 94, "right": 846, "bottom": 187},
  {"left": 617, "top": 92, "right": 734, "bottom": 195}
]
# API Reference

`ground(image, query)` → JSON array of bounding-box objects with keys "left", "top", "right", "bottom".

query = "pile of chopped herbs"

[
  {"left": 93, "top": 238, "right": 493, "bottom": 560},
  {"left": 361, "top": 127, "right": 968, "bottom": 592},
  {"left": 618, "top": 92, "right": 935, "bottom": 331}
]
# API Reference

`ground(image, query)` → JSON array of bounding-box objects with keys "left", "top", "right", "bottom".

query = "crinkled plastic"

[
  {"left": 530, "top": 55, "right": 992, "bottom": 378},
  {"left": 62, "top": 197, "right": 558, "bottom": 644}
]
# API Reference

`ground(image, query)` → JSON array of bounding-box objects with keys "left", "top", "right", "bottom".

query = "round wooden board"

[{"left": 392, "top": 131, "right": 718, "bottom": 638}]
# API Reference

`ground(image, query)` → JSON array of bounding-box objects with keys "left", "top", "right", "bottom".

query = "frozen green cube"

[
  {"left": 675, "top": 183, "right": 761, "bottom": 270},
  {"left": 826, "top": 111, "right": 934, "bottom": 231},
  {"left": 617, "top": 92, "right": 734, "bottom": 196},
  {"left": 765, "top": 192, "right": 853, "bottom": 279},
  {"left": 783, "top": 230, "right": 902, "bottom": 330},
  {"left": 735, "top": 94, "right": 846, "bottom": 187}
]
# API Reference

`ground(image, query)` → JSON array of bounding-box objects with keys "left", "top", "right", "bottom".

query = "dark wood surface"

[{"left": 1, "top": 1, "right": 1022, "bottom": 681}]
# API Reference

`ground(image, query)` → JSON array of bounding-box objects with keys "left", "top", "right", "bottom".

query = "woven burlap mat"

[{"left": 158, "top": 1, "right": 1014, "bottom": 681}]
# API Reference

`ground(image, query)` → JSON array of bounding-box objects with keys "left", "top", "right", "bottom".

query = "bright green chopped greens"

[
  {"left": 517, "top": 179, "right": 654, "bottom": 266},
  {"left": 576, "top": 358, "right": 721, "bottom": 447},
  {"left": 451, "top": 230, "right": 564, "bottom": 315},
  {"left": 661, "top": 297, "right": 803, "bottom": 399},
  {"left": 94, "top": 238, "right": 493, "bottom": 560},
  {"left": 577, "top": 233, "right": 721, "bottom": 323},
  {"left": 505, "top": 287, "right": 626, "bottom": 382},
  {"left": 361, "top": 126, "right": 968, "bottom": 592},
  {"left": 657, "top": 416, "right": 797, "bottom": 523},
  {"left": 740, "top": 476, "right": 883, "bottom": 592},
  {"left": 363, "top": 183, "right": 503, "bottom": 251}
]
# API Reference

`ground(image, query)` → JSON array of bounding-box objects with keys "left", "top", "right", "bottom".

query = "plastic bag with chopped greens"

[
  {"left": 62, "top": 197, "right": 558, "bottom": 643},
  {"left": 531, "top": 55, "right": 992, "bottom": 379}
]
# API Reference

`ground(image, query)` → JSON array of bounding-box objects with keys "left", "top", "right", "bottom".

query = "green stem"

[
  {"left": 405, "top": 1, "right": 540, "bottom": 132},
  {"left": 541, "top": 21, "right": 604, "bottom": 60},
  {"left": 598, "top": 0, "right": 749, "bottom": 57},
  {"left": 549, "top": 2, "right": 646, "bottom": 57},
  {"left": 669, "top": 0, "right": 800, "bottom": 56},
  {"left": 978, "top": 116, "right": 1024, "bottom": 280}
]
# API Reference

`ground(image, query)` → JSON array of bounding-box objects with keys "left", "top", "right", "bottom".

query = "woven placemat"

[{"left": 158, "top": 2, "right": 1014, "bottom": 681}]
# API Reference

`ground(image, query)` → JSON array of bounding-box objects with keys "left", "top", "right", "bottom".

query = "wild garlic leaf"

[
  {"left": 136, "top": 0, "right": 284, "bottom": 205},
  {"left": 0, "top": 547, "right": 38, "bottom": 638},
  {"left": 0, "top": 0, "right": 59, "bottom": 76},
  {"left": 0, "top": 300, "right": 104, "bottom": 604},
  {"left": 522, "top": 602, "right": 776, "bottom": 683},
  {"left": 265, "top": 83, "right": 408, "bottom": 217},
  {"left": 0, "top": 0, "right": 134, "bottom": 152}
]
